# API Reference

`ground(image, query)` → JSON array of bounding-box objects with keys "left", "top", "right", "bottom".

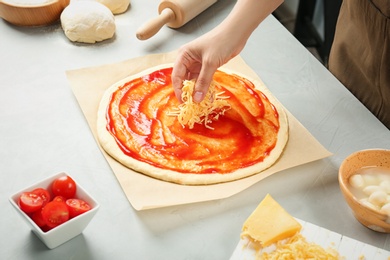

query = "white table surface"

[{"left": 1, "top": 1, "right": 390, "bottom": 259}]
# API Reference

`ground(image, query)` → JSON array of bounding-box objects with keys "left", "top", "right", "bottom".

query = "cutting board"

[{"left": 230, "top": 219, "right": 390, "bottom": 259}]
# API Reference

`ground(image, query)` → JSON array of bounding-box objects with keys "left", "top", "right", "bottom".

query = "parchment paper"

[{"left": 66, "top": 51, "right": 332, "bottom": 210}]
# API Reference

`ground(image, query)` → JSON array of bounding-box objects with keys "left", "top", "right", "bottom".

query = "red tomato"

[
  {"left": 32, "top": 188, "right": 51, "bottom": 207},
  {"left": 31, "top": 210, "right": 46, "bottom": 228},
  {"left": 41, "top": 225, "right": 53, "bottom": 232},
  {"left": 41, "top": 201, "right": 69, "bottom": 228},
  {"left": 18, "top": 192, "right": 43, "bottom": 213},
  {"left": 52, "top": 195, "right": 66, "bottom": 202},
  {"left": 66, "top": 199, "right": 91, "bottom": 218},
  {"left": 52, "top": 176, "right": 76, "bottom": 199}
]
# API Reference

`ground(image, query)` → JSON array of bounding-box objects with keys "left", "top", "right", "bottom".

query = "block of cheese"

[{"left": 241, "top": 194, "right": 302, "bottom": 247}]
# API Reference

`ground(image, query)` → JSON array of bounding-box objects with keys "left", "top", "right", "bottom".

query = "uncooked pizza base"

[{"left": 97, "top": 64, "right": 288, "bottom": 185}]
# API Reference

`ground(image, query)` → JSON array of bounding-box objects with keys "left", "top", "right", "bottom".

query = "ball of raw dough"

[
  {"left": 61, "top": 1, "right": 116, "bottom": 44},
  {"left": 96, "top": 0, "right": 130, "bottom": 14}
]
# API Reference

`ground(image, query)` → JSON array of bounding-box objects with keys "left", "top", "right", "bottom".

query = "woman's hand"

[
  {"left": 172, "top": 28, "right": 244, "bottom": 103},
  {"left": 171, "top": 0, "right": 283, "bottom": 103}
]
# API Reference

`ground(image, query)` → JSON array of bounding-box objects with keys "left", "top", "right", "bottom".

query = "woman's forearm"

[
  {"left": 172, "top": 0, "right": 284, "bottom": 102},
  {"left": 217, "top": 0, "right": 284, "bottom": 45}
]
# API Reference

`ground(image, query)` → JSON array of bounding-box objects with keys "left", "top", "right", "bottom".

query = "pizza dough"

[
  {"left": 61, "top": 1, "right": 116, "bottom": 44},
  {"left": 97, "top": 64, "right": 289, "bottom": 185},
  {"left": 96, "top": 0, "right": 130, "bottom": 14}
]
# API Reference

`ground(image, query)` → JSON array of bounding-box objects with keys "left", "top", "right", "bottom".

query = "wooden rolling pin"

[{"left": 136, "top": 0, "right": 217, "bottom": 40}]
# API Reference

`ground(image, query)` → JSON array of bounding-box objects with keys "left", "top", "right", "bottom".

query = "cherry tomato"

[
  {"left": 52, "top": 195, "right": 66, "bottom": 202},
  {"left": 52, "top": 176, "right": 76, "bottom": 199},
  {"left": 31, "top": 210, "right": 46, "bottom": 228},
  {"left": 66, "top": 199, "right": 91, "bottom": 218},
  {"left": 41, "top": 225, "right": 53, "bottom": 232},
  {"left": 18, "top": 192, "right": 43, "bottom": 213},
  {"left": 32, "top": 188, "right": 51, "bottom": 207},
  {"left": 41, "top": 201, "right": 69, "bottom": 228}
]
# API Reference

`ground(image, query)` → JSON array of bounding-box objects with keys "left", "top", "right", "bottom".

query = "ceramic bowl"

[
  {"left": 339, "top": 149, "right": 390, "bottom": 233},
  {"left": 0, "top": 0, "right": 70, "bottom": 26},
  {"left": 9, "top": 172, "right": 99, "bottom": 249}
]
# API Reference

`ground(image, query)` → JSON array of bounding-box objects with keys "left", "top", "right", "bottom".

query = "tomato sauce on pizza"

[{"left": 104, "top": 67, "right": 281, "bottom": 174}]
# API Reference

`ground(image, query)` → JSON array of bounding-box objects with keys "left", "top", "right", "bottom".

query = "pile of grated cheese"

[
  {"left": 241, "top": 194, "right": 343, "bottom": 260},
  {"left": 259, "top": 233, "right": 342, "bottom": 260},
  {"left": 169, "top": 79, "right": 231, "bottom": 129}
]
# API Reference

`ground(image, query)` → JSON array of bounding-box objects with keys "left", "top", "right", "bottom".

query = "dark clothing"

[{"left": 329, "top": 0, "right": 390, "bottom": 128}]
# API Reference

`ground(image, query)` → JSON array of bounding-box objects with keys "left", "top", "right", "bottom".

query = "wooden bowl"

[
  {"left": 339, "top": 149, "right": 390, "bottom": 233},
  {"left": 0, "top": 0, "right": 69, "bottom": 26}
]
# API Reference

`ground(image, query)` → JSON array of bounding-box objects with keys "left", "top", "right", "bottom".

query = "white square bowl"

[{"left": 9, "top": 172, "right": 100, "bottom": 249}]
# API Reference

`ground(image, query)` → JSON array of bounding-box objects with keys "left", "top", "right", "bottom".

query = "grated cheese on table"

[
  {"left": 168, "top": 79, "right": 231, "bottom": 129},
  {"left": 259, "top": 233, "right": 342, "bottom": 260}
]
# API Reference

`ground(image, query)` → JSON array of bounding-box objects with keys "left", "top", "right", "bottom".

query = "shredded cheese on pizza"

[
  {"left": 259, "top": 233, "right": 342, "bottom": 260},
  {"left": 168, "top": 79, "right": 231, "bottom": 129}
]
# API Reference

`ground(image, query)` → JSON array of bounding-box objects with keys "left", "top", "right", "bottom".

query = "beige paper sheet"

[{"left": 66, "top": 51, "right": 332, "bottom": 210}]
